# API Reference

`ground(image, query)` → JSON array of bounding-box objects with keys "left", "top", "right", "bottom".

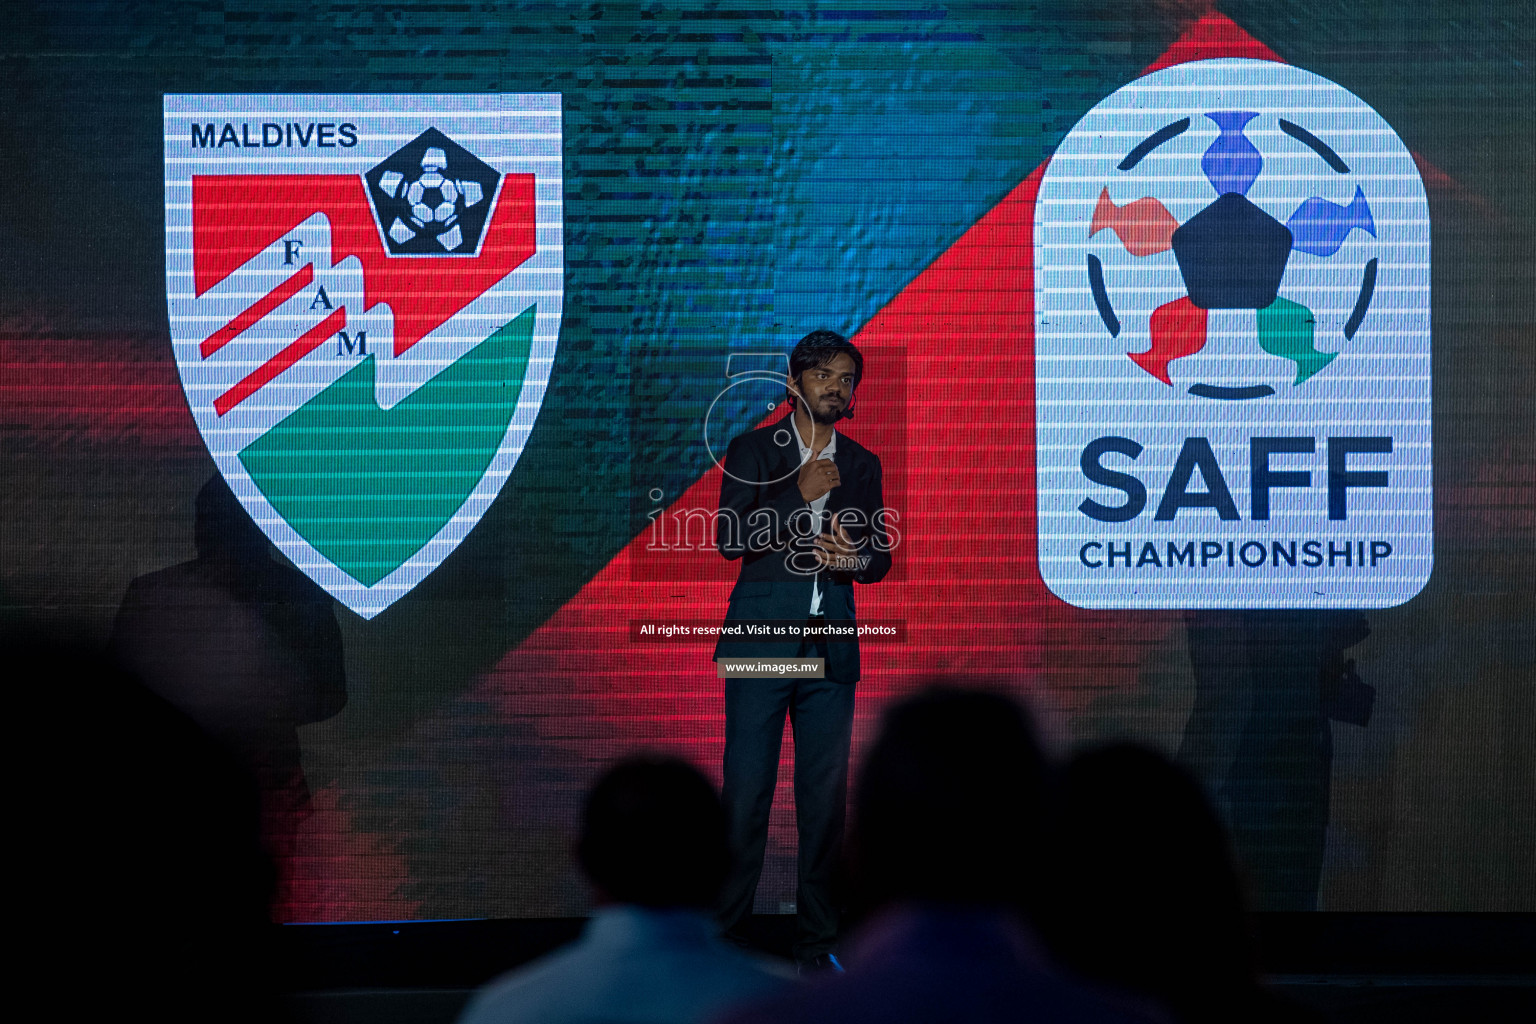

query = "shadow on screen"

[
  {"left": 108, "top": 476, "right": 347, "bottom": 882},
  {"left": 1178, "top": 610, "right": 1373, "bottom": 911}
]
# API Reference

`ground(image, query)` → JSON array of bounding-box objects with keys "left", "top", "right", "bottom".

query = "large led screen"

[{"left": 3, "top": 1, "right": 1531, "bottom": 920}]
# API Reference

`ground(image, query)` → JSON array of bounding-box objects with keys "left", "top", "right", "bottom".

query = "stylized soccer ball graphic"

[
  {"left": 374, "top": 145, "right": 489, "bottom": 252},
  {"left": 1087, "top": 110, "right": 1378, "bottom": 401}
]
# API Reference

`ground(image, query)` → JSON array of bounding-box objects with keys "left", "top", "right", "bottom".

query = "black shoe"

[{"left": 795, "top": 952, "right": 845, "bottom": 976}]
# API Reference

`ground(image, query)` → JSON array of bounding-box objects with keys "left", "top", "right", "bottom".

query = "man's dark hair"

[
  {"left": 788, "top": 329, "right": 864, "bottom": 393},
  {"left": 576, "top": 756, "right": 730, "bottom": 909},
  {"left": 851, "top": 685, "right": 1046, "bottom": 911}
]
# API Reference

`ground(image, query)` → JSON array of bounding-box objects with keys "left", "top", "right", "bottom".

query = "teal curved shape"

[
  {"left": 1256, "top": 296, "right": 1336, "bottom": 385},
  {"left": 240, "top": 307, "right": 535, "bottom": 587}
]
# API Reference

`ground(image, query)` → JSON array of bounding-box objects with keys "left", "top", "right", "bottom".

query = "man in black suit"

[{"left": 713, "top": 330, "right": 893, "bottom": 968}]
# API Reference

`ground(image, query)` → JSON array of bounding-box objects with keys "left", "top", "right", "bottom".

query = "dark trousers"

[{"left": 719, "top": 638, "right": 856, "bottom": 961}]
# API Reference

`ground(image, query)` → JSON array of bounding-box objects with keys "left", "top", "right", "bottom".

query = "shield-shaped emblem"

[{"left": 164, "top": 95, "right": 562, "bottom": 618}]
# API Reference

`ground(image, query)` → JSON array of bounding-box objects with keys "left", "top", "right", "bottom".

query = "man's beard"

[{"left": 808, "top": 397, "right": 845, "bottom": 424}]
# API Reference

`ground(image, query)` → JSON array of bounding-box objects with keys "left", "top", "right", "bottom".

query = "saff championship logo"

[
  {"left": 165, "top": 95, "right": 563, "bottom": 619},
  {"left": 1034, "top": 59, "right": 1431, "bottom": 609}
]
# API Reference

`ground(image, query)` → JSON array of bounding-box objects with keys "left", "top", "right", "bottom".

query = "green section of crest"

[
  {"left": 1256, "top": 296, "right": 1337, "bottom": 385},
  {"left": 240, "top": 308, "right": 535, "bottom": 587}
]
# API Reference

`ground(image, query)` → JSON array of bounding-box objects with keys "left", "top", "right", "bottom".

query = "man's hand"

[
  {"left": 813, "top": 513, "right": 858, "bottom": 570},
  {"left": 798, "top": 456, "right": 841, "bottom": 503}
]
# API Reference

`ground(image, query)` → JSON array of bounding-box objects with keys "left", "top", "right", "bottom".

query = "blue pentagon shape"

[{"left": 1172, "top": 194, "right": 1294, "bottom": 310}]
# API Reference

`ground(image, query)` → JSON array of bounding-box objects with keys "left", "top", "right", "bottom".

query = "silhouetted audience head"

[
  {"left": 577, "top": 756, "right": 730, "bottom": 909},
  {"left": 1043, "top": 744, "right": 1314, "bottom": 1023},
  {"left": 851, "top": 685, "right": 1046, "bottom": 911},
  {"left": 14, "top": 643, "right": 278, "bottom": 1022}
]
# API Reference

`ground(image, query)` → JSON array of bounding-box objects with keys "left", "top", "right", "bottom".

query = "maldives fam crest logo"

[
  {"left": 1034, "top": 59, "right": 1431, "bottom": 609},
  {"left": 165, "top": 95, "right": 562, "bottom": 618}
]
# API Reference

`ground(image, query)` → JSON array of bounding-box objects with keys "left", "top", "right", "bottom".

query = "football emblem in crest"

[{"left": 164, "top": 95, "right": 563, "bottom": 618}]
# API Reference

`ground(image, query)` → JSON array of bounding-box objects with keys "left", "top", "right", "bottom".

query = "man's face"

[{"left": 796, "top": 352, "right": 857, "bottom": 425}]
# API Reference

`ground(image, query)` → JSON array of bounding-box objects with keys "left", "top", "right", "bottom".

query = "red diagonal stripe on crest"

[
  {"left": 201, "top": 263, "right": 316, "bottom": 359},
  {"left": 213, "top": 308, "right": 346, "bottom": 417}
]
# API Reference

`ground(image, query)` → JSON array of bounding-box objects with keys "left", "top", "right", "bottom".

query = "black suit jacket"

[{"left": 713, "top": 415, "right": 893, "bottom": 682}]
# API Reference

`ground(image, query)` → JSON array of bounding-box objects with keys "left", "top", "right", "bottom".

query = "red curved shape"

[
  {"left": 1133, "top": 296, "right": 1208, "bottom": 385},
  {"left": 1089, "top": 187, "right": 1179, "bottom": 257},
  {"left": 191, "top": 174, "right": 536, "bottom": 356}
]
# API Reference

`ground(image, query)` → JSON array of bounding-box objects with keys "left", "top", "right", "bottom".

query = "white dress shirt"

[{"left": 794, "top": 421, "right": 837, "bottom": 617}]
